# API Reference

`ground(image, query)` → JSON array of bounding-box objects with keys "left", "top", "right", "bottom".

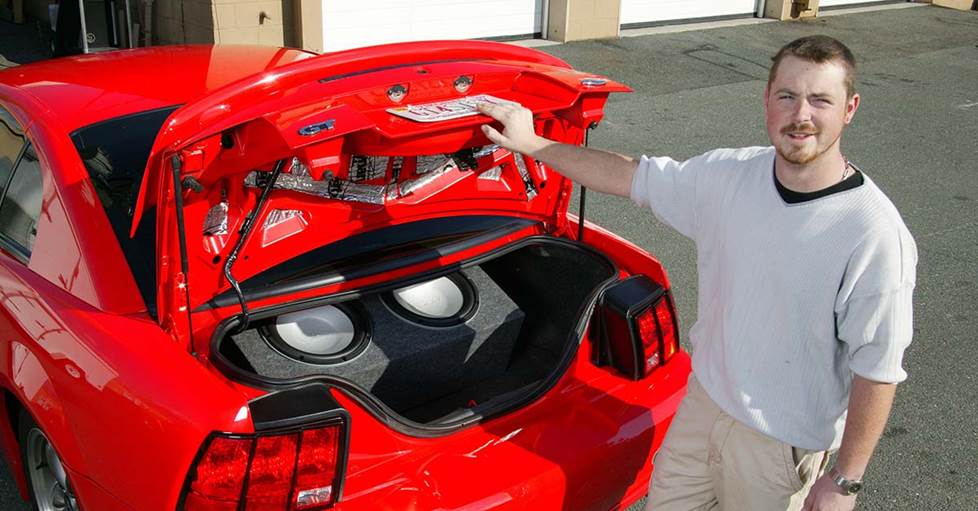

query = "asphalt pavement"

[
  {"left": 1, "top": 4, "right": 976, "bottom": 510},
  {"left": 540, "top": 5, "right": 977, "bottom": 510}
]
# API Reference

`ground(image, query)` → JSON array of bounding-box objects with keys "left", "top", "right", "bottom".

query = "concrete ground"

[{"left": 1, "top": 3, "right": 976, "bottom": 510}]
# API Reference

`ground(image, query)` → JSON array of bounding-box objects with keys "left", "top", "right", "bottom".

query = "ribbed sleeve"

[
  {"left": 631, "top": 154, "right": 699, "bottom": 240},
  {"left": 839, "top": 284, "right": 916, "bottom": 383}
]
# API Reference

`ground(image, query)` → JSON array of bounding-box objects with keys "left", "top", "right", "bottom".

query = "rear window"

[{"left": 71, "top": 106, "right": 178, "bottom": 316}]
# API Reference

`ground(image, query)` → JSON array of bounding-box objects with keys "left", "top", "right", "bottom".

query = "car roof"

[{"left": 0, "top": 45, "right": 316, "bottom": 133}]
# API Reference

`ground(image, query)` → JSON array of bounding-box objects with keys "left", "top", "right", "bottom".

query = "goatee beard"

[{"left": 777, "top": 145, "right": 818, "bottom": 165}]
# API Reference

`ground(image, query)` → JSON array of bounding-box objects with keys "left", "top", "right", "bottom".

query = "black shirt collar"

[{"left": 774, "top": 163, "right": 864, "bottom": 204}]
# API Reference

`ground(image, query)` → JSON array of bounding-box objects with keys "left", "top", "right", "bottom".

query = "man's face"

[{"left": 765, "top": 55, "right": 859, "bottom": 166}]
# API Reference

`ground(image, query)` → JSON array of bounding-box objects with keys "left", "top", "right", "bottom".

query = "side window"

[
  {"left": 0, "top": 144, "right": 42, "bottom": 258},
  {"left": 0, "top": 107, "right": 25, "bottom": 201}
]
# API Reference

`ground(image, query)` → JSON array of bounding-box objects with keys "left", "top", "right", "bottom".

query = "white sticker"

[{"left": 387, "top": 94, "right": 516, "bottom": 123}]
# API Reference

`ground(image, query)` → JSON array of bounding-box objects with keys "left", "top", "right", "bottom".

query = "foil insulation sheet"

[
  {"left": 513, "top": 152, "right": 538, "bottom": 200},
  {"left": 398, "top": 160, "right": 457, "bottom": 197},
  {"left": 349, "top": 156, "right": 389, "bottom": 182},
  {"left": 203, "top": 201, "right": 229, "bottom": 235},
  {"left": 245, "top": 171, "right": 388, "bottom": 205}
]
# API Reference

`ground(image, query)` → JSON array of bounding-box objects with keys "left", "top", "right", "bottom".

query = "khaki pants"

[{"left": 646, "top": 376, "right": 831, "bottom": 511}]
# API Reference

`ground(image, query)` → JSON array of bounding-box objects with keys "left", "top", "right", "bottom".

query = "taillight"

[
  {"left": 180, "top": 420, "right": 347, "bottom": 511},
  {"left": 597, "top": 275, "right": 680, "bottom": 379}
]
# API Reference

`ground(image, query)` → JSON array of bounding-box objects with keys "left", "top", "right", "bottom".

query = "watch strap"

[{"left": 829, "top": 467, "right": 863, "bottom": 495}]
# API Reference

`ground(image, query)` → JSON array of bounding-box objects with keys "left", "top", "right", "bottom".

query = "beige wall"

[
  {"left": 293, "top": 0, "right": 321, "bottom": 53},
  {"left": 154, "top": 0, "right": 214, "bottom": 44},
  {"left": 154, "top": 0, "right": 292, "bottom": 46},
  {"left": 548, "top": 0, "right": 621, "bottom": 43},
  {"left": 931, "top": 0, "right": 975, "bottom": 9},
  {"left": 765, "top": 0, "right": 820, "bottom": 21},
  {"left": 212, "top": 0, "right": 287, "bottom": 46}
]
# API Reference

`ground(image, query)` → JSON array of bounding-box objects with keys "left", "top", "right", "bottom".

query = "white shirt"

[{"left": 631, "top": 146, "right": 917, "bottom": 450}]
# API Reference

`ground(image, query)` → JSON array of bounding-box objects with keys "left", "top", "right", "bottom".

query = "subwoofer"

[
  {"left": 382, "top": 272, "right": 477, "bottom": 327},
  {"left": 260, "top": 302, "right": 370, "bottom": 364},
  {"left": 231, "top": 267, "right": 524, "bottom": 413}
]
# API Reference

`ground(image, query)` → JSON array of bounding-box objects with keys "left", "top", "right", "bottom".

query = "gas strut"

[
  {"left": 578, "top": 122, "right": 598, "bottom": 242},
  {"left": 224, "top": 159, "right": 285, "bottom": 333},
  {"left": 171, "top": 154, "right": 197, "bottom": 355}
]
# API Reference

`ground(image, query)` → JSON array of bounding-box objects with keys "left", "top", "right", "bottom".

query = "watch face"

[{"left": 847, "top": 481, "right": 863, "bottom": 494}]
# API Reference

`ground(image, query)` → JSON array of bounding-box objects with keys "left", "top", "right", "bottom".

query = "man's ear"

[
  {"left": 763, "top": 84, "right": 770, "bottom": 112},
  {"left": 844, "top": 93, "right": 861, "bottom": 124}
]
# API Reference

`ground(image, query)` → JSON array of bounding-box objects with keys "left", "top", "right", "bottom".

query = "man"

[{"left": 477, "top": 35, "right": 916, "bottom": 511}]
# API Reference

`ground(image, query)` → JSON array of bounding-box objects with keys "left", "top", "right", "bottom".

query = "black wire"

[{"left": 224, "top": 160, "right": 285, "bottom": 333}]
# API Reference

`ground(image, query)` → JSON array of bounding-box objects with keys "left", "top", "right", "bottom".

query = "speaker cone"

[
  {"left": 261, "top": 302, "right": 369, "bottom": 364},
  {"left": 383, "top": 272, "right": 477, "bottom": 327}
]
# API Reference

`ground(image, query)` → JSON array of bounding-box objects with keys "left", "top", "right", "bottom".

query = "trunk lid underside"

[{"left": 132, "top": 40, "right": 629, "bottom": 340}]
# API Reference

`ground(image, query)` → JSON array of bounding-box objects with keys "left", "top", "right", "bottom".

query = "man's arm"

[
  {"left": 477, "top": 102, "right": 638, "bottom": 198},
  {"left": 802, "top": 375, "right": 898, "bottom": 511}
]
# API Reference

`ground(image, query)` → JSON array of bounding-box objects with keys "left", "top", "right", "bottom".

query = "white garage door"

[
  {"left": 322, "top": 0, "right": 545, "bottom": 52},
  {"left": 819, "top": 0, "right": 893, "bottom": 7},
  {"left": 621, "top": 0, "right": 757, "bottom": 26}
]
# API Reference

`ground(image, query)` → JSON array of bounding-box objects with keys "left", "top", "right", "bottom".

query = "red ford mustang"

[{"left": 0, "top": 42, "right": 690, "bottom": 511}]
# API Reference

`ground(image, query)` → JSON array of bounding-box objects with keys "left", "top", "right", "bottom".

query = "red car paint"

[{"left": 0, "top": 43, "right": 689, "bottom": 511}]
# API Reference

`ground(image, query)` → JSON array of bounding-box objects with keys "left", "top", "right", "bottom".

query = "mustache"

[{"left": 782, "top": 123, "right": 818, "bottom": 135}]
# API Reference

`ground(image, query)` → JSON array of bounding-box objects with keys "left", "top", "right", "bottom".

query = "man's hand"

[
  {"left": 475, "top": 100, "right": 638, "bottom": 198},
  {"left": 801, "top": 474, "right": 857, "bottom": 511},
  {"left": 476, "top": 102, "right": 551, "bottom": 156}
]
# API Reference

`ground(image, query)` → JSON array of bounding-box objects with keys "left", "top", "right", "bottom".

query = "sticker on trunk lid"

[{"left": 387, "top": 94, "right": 516, "bottom": 123}]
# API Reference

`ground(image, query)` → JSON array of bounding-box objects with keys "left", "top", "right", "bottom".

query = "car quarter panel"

[
  {"left": 0, "top": 255, "right": 253, "bottom": 509},
  {"left": 0, "top": 89, "right": 148, "bottom": 315}
]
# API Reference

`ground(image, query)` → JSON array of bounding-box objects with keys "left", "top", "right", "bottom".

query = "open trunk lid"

[{"left": 131, "top": 40, "right": 630, "bottom": 343}]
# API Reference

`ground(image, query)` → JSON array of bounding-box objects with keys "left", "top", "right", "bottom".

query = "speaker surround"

[{"left": 382, "top": 272, "right": 477, "bottom": 327}]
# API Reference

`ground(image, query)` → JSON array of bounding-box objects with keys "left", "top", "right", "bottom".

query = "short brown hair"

[{"left": 769, "top": 35, "right": 857, "bottom": 98}]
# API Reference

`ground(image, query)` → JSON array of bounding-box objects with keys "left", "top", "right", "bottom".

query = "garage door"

[
  {"left": 819, "top": 0, "right": 894, "bottom": 7},
  {"left": 323, "top": 0, "right": 545, "bottom": 52},
  {"left": 621, "top": 0, "right": 757, "bottom": 26}
]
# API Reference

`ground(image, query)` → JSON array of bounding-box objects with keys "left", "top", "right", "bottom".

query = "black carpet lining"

[{"left": 221, "top": 240, "right": 614, "bottom": 424}]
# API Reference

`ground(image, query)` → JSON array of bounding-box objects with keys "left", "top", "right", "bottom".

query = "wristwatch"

[{"left": 830, "top": 467, "right": 864, "bottom": 495}]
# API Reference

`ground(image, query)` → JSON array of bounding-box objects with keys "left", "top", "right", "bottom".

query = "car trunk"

[
  {"left": 214, "top": 237, "right": 615, "bottom": 425},
  {"left": 127, "top": 42, "right": 632, "bottom": 428}
]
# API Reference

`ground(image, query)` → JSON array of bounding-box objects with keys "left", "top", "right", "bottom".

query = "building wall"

[
  {"left": 549, "top": 0, "right": 621, "bottom": 42},
  {"left": 154, "top": 0, "right": 215, "bottom": 44},
  {"left": 22, "top": 0, "right": 905, "bottom": 54},
  {"left": 212, "top": 0, "right": 287, "bottom": 46},
  {"left": 153, "top": 0, "right": 291, "bottom": 46}
]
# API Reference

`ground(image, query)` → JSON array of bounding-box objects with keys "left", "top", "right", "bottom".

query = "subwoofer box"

[{"left": 230, "top": 267, "right": 525, "bottom": 412}]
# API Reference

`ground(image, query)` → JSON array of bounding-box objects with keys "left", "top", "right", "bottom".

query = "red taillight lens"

[
  {"left": 245, "top": 434, "right": 299, "bottom": 511},
  {"left": 294, "top": 428, "right": 340, "bottom": 509},
  {"left": 185, "top": 437, "right": 252, "bottom": 511},
  {"left": 598, "top": 275, "right": 681, "bottom": 380},
  {"left": 636, "top": 308, "right": 662, "bottom": 372},
  {"left": 182, "top": 423, "right": 345, "bottom": 511},
  {"left": 655, "top": 296, "right": 678, "bottom": 362}
]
